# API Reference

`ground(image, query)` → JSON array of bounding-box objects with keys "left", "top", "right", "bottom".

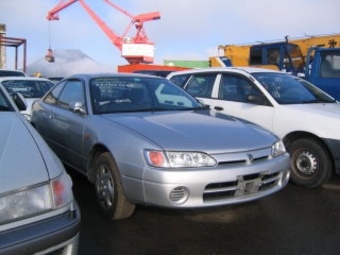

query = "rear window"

[{"left": 2, "top": 80, "right": 54, "bottom": 98}]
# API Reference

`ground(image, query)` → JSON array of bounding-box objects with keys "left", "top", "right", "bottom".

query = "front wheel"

[
  {"left": 287, "top": 137, "right": 333, "bottom": 188},
  {"left": 94, "top": 152, "right": 135, "bottom": 220}
]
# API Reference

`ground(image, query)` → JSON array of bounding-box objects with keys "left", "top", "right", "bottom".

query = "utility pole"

[{"left": 0, "top": 24, "right": 6, "bottom": 69}]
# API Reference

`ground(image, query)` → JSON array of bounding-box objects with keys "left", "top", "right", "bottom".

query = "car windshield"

[
  {"left": 2, "top": 80, "right": 54, "bottom": 98},
  {"left": 252, "top": 72, "right": 336, "bottom": 104},
  {"left": 90, "top": 77, "right": 204, "bottom": 114}
]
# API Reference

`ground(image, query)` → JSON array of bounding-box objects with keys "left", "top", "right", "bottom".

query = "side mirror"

[
  {"left": 197, "top": 98, "right": 210, "bottom": 109},
  {"left": 247, "top": 94, "right": 270, "bottom": 106},
  {"left": 69, "top": 101, "right": 86, "bottom": 114},
  {"left": 12, "top": 92, "right": 27, "bottom": 111}
]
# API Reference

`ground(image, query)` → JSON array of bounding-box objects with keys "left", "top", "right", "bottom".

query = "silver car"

[
  {"left": 0, "top": 85, "right": 80, "bottom": 254},
  {"left": 31, "top": 73, "right": 290, "bottom": 220},
  {"left": 0, "top": 77, "right": 55, "bottom": 121}
]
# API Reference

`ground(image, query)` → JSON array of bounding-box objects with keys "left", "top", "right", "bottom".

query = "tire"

[
  {"left": 287, "top": 137, "right": 333, "bottom": 188},
  {"left": 94, "top": 152, "right": 135, "bottom": 220}
]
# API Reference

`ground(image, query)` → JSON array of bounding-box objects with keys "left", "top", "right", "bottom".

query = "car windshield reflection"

[
  {"left": 90, "top": 77, "right": 204, "bottom": 114},
  {"left": 252, "top": 73, "right": 336, "bottom": 104},
  {"left": 2, "top": 80, "right": 53, "bottom": 98}
]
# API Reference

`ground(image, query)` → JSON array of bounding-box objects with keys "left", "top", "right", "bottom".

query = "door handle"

[{"left": 214, "top": 106, "right": 224, "bottom": 111}]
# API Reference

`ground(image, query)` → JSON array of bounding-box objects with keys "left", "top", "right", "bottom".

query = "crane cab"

[{"left": 45, "top": 48, "right": 55, "bottom": 63}]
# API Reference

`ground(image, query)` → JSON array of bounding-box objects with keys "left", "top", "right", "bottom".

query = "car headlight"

[
  {"left": 144, "top": 150, "right": 217, "bottom": 168},
  {"left": 272, "top": 140, "right": 286, "bottom": 157},
  {"left": 0, "top": 172, "right": 73, "bottom": 224}
]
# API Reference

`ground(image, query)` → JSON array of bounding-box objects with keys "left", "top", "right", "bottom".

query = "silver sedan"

[{"left": 31, "top": 73, "right": 290, "bottom": 220}]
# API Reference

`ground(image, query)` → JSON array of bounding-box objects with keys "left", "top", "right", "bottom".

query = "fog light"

[{"left": 169, "top": 186, "right": 189, "bottom": 205}]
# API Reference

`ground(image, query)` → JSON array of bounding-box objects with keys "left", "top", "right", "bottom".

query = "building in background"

[
  {"left": 0, "top": 24, "right": 27, "bottom": 72},
  {"left": 164, "top": 60, "right": 209, "bottom": 68}
]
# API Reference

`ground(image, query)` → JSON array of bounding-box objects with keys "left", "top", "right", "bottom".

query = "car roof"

[
  {"left": 65, "top": 72, "right": 167, "bottom": 80},
  {"left": 133, "top": 70, "right": 174, "bottom": 77},
  {"left": 0, "top": 69, "right": 26, "bottom": 76},
  {"left": 0, "top": 76, "right": 55, "bottom": 82},
  {"left": 167, "top": 67, "right": 281, "bottom": 76}
]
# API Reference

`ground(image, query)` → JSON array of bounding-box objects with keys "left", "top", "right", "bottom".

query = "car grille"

[
  {"left": 218, "top": 155, "right": 269, "bottom": 166},
  {"left": 203, "top": 171, "right": 283, "bottom": 201}
]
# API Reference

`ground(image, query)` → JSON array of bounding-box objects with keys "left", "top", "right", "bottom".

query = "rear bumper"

[{"left": 0, "top": 203, "right": 81, "bottom": 255}]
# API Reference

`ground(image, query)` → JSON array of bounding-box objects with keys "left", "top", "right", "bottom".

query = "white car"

[
  {"left": 167, "top": 67, "right": 340, "bottom": 188},
  {"left": 0, "top": 84, "right": 80, "bottom": 254},
  {"left": 0, "top": 77, "right": 55, "bottom": 121},
  {"left": 0, "top": 69, "right": 26, "bottom": 77}
]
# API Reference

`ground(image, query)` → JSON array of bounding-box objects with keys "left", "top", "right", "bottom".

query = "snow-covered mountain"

[{"left": 26, "top": 49, "right": 113, "bottom": 78}]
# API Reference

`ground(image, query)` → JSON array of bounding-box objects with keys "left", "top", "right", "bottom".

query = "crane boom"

[
  {"left": 46, "top": 0, "right": 161, "bottom": 64},
  {"left": 103, "top": 0, "right": 134, "bottom": 19},
  {"left": 46, "top": 0, "right": 78, "bottom": 20}
]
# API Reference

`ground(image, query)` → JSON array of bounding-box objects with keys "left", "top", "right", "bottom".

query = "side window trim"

[
  {"left": 58, "top": 79, "right": 86, "bottom": 110},
  {"left": 218, "top": 72, "right": 270, "bottom": 106}
]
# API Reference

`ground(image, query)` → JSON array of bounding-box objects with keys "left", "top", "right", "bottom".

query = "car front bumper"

[
  {"left": 0, "top": 202, "right": 81, "bottom": 255},
  {"left": 323, "top": 137, "right": 340, "bottom": 174},
  {"left": 124, "top": 153, "right": 290, "bottom": 208}
]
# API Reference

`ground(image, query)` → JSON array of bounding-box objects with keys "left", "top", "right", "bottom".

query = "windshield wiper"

[
  {"left": 0, "top": 105, "right": 11, "bottom": 111},
  {"left": 302, "top": 99, "right": 336, "bottom": 104},
  {"left": 132, "top": 105, "right": 207, "bottom": 112},
  {"left": 187, "top": 106, "right": 207, "bottom": 111}
]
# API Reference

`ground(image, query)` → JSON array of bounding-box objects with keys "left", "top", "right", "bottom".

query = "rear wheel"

[
  {"left": 287, "top": 137, "right": 332, "bottom": 188},
  {"left": 94, "top": 152, "right": 135, "bottom": 220}
]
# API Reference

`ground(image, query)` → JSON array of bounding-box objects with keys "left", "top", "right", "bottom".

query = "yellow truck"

[
  {"left": 209, "top": 34, "right": 340, "bottom": 100},
  {"left": 210, "top": 34, "right": 340, "bottom": 74}
]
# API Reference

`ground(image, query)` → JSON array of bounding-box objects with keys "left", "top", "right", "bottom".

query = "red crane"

[{"left": 45, "top": 0, "right": 161, "bottom": 64}]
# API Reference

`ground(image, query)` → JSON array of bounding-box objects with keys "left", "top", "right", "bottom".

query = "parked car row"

[
  {"left": 167, "top": 67, "right": 340, "bottom": 188},
  {"left": 0, "top": 84, "right": 80, "bottom": 254},
  {"left": 3, "top": 65, "right": 337, "bottom": 253}
]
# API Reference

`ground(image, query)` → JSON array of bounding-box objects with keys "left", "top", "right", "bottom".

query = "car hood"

[
  {"left": 103, "top": 110, "right": 277, "bottom": 152},
  {"left": 273, "top": 102, "right": 340, "bottom": 139},
  {"left": 0, "top": 113, "right": 51, "bottom": 193},
  {"left": 289, "top": 102, "right": 340, "bottom": 115}
]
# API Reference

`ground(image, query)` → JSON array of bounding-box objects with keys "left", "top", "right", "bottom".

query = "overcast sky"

[{"left": 1, "top": 0, "right": 339, "bottom": 71}]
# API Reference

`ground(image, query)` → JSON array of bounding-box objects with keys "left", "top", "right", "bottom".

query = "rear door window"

[
  {"left": 184, "top": 73, "right": 216, "bottom": 98},
  {"left": 219, "top": 74, "right": 264, "bottom": 103}
]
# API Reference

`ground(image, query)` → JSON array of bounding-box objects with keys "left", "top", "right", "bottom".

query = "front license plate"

[{"left": 235, "top": 177, "right": 261, "bottom": 196}]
